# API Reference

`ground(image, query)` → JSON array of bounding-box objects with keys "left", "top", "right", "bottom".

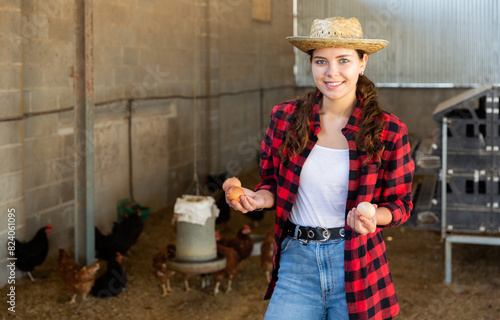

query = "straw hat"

[{"left": 287, "top": 17, "right": 388, "bottom": 55}]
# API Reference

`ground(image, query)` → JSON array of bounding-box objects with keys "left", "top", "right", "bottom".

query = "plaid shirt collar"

[{"left": 310, "top": 91, "right": 363, "bottom": 135}]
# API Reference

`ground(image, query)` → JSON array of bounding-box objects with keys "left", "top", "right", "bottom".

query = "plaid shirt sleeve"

[
  {"left": 378, "top": 120, "right": 414, "bottom": 228},
  {"left": 255, "top": 106, "right": 278, "bottom": 201}
]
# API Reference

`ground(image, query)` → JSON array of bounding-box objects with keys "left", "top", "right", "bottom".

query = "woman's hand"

[
  {"left": 225, "top": 187, "right": 266, "bottom": 214},
  {"left": 346, "top": 204, "right": 378, "bottom": 235}
]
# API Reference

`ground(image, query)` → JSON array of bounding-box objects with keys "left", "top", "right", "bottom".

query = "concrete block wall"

[
  {"left": 21, "top": 0, "right": 74, "bottom": 112},
  {"left": 132, "top": 99, "right": 179, "bottom": 213},
  {"left": 91, "top": 103, "right": 131, "bottom": 234},
  {"left": 16, "top": 0, "right": 75, "bottom": 268},
  {"left": 0, "top": 0, "right": 295, "bottom": 288},
  {"left": 0, "top": 0, "right": 25, "bottom": 287},
  {"left": 215, "top": 0, "right": 295, "bottom": 175},
  {"left": 0, "top": 1, "right": 22, "bottom": 119}
]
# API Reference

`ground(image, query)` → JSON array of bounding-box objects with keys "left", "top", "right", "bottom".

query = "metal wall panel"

[{"left": 294, "top": 0, "right": 500, "bottom": 87}]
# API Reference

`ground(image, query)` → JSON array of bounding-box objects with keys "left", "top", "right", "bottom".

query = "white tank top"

[{"left": 289, "top": 144, "right": 349, "bottom": 228}]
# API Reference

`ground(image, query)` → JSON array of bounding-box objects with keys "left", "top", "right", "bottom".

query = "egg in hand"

[
  {"left": 227, "top": 186, "right": 245, "bottom": 202},
  {"left": 357, "top": 202, "right": 376, "bottom": 218},
  {"left": 222, "top": 177, "right": 241, "bottom": 192}
]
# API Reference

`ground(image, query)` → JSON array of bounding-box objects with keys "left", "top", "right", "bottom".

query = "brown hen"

[
  {"left": 214, "top": 232, "right": 240, "bottom": 295},
  {"left": 152, "top": 244, "right": 176, "bottom": 297},
  {"left": 58, "top": 248, "right": 100, "bottom": 303},
  {"left": 218, "top": 225, "right": 253, "bottom": 262},
  {"left": 260, "top": 228, "right": 275, "bottom": 283}
]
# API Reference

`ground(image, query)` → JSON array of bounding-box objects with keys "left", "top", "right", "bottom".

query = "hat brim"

[{"left": 286, "top": 36, "right": 388, "bottom": 55}]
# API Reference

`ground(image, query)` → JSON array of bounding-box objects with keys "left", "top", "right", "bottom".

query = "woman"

[{"left": 226, "top": 17, "right": 414, "bottom": 320}]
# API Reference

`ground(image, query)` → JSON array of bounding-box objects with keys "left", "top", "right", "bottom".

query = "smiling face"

[{"left": 311, "top": 47, "right": 367, "bottom": 108}]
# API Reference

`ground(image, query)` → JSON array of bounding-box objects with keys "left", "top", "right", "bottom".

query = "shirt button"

[
  {"left": 288, "top": 196, "right": 292, "bottom": 201},
  {"left": 315, "top": 125, "right": 320, "bottom": 129},
  {"left": 294, "top": 167, "right": 299, "bottom": 172}
]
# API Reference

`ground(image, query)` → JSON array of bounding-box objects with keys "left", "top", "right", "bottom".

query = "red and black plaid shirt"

[{"left": 255, "top": 92, "right": 414, "bottom": 320}]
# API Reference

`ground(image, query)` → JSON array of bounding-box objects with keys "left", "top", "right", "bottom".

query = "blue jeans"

[{"left": 264, "top": 230, "right": 348, "bottom": 320}]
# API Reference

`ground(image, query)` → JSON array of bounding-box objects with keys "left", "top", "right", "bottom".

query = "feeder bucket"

[
  {"left": 173, "top": 195, "right": 220, "bottom": 262},
  {"left": 176, "top": 217, "right": 217, "bottom": 261}
]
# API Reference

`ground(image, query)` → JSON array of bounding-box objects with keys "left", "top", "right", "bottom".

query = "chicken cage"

[{"left": 409, "top": 85, "right": 500, "bottom": 282}]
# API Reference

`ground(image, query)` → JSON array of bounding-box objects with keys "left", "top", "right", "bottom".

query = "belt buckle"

[
  {"left": 297, "top": 228, "right": 309, "bottom": 245},
  {"left": 317, "top": 226, "right": 330, "bottom": 242}
]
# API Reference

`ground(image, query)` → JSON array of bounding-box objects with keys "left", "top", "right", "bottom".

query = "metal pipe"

[
  {"left": 84, "top": 0, "right": 95, "bottom": 266},
  {"left": 127, "top": 101, "right": 134, "bottom": 202},
  {"left": 73, "top": 0, "right": 95, "bottom": 265},
  {"left": 0, "top": 85, "right": 296, "bottom": 123},
  {"left": 446, "top": 235, "right": 500, "bottom": 246},
  {"left": 445, "top": 238, "right": 452, "bottom": 283},
  {"left": 441, "top": 117, "right": 449, "bottom": 282},
  {"left": 445, "top": 234, "right": 500, "bottom": 283},
  {"left": 204, "top": 0, "right": 212, "bottom": 173},
  {"left": 441, "top": 117, "right": 448, "bottom": 240}
]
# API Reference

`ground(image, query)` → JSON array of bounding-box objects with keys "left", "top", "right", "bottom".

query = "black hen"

[
  {"left": 90, "top": 253, "right": 126, "bottom": 298},
  {"left": 204, "top": 172, "right": 231, "bottom": 229},
  {"left": 95, "top": 225, "right": 121, "bottom": 261},
  {"left": 95, "top": 211, "right": 144, "bottom": 260},
  {"left": 244, "top": 210, "right": 265, "bottom": 228},
  {"left": 15, "top": 224, "right": 53, "bottom": 281},
  {"left": 120, "top": 209, "right": 144, "bottom": 249}
]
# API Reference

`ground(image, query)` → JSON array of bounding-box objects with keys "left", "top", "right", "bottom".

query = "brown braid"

[
  {"left": 280, "top": 50, "right": 385, "bottom": 164},
  {"left": 278, "top": 88, "right": 319, "bottom": 161},
  {"left": 355, "top": 71, "right": 385, "bottom": 164}
]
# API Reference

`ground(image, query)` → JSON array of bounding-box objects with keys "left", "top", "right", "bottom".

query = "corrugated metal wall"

[{"left": 294, "top": 0, "right": 500, "bottom": 87}]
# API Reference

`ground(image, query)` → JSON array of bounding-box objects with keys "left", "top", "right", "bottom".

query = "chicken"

[
  {"left": 15, "top": 224, "right": 53, "bottom": 281},
  {"left": 182, "top": 273, "right": 192, "bottom": 292},
  {"left": 95, "top": 225, "right": 119, "bottom": 261},
  {"left": 95, "top": 210, "right": 144, "bottom": 260},
  {"left": 171, "top": 215, "right": 178, "bottom": 234},
  {"left": 214, "top": 232, "right": 239, "bottom": 295},
  {"left": 152, "top": 244, "right": 176, "bottom": 297},
  {"left": 58, "top": 248, "right": 100, "bottom": 303},
  {"left": 90, "top": 253, "right": 126, "bottom": 298},
  {"left": 260, "top": 228, "right": 275, "bottom": 283},
  {"left": 204, "top": 172, "right": 231, "bottom": 230},
  {"left": 168, "top": 218, "right": 196, "bottom": 292},
  {"left": 214, "top": 245, "right": 239, "bottom": 295},
  {"left": 120, "top": 209, "right": 144, "bottom": 248},
  {"left": 218, "top": 225, "right": 254, "bottom": 262}
]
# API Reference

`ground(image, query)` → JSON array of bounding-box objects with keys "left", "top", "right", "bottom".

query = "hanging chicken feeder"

[
  {"left": 166, "top": 195, "right": 226, "bottom": 274},
  {"left": 166, "top": 27, "right": 227, "bottom": 275}
]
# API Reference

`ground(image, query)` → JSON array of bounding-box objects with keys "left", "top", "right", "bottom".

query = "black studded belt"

[{"left": 284, "top": 220, "right": 345, "bottom": 241}]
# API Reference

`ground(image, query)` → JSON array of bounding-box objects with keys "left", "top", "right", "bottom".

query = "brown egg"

[
  {"left": 357, "top": 202, "right": 376, "bottom": 218},
  {"left": 227, "top": 186, "right": 244, "bottom": 202},
  {"left": 222, "top": 177, "right": 241, "bottom": 192}
]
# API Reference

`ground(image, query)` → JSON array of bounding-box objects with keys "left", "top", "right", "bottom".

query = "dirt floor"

[{"left": 2, "top": 169, "right": 500, "bottom": 320}]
